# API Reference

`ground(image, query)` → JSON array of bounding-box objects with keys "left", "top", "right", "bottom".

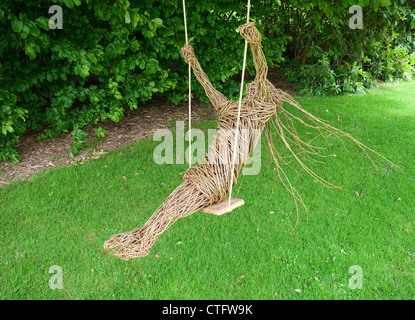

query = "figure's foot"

[
  {"left": 103, "top": 228, "right": 140, "bottom": 250},
  {"left": 112, "top": 245, "right": 151, "bottom": 261},
  {"left": 104, "top": 228, "right": 153, "bottom": 260}
]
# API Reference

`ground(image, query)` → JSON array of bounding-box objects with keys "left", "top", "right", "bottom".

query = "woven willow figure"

[{"left": 104, "top": 23, "right": 393, "bottom": 260}]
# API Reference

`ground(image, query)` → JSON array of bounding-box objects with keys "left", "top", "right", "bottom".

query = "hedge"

[{"left": 0, "top": 0, "right": 414, "bottom": 162}]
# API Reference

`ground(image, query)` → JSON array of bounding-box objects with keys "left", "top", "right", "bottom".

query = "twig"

[{"left": 391, "top": 215, "right": 403, "bottom": 233}]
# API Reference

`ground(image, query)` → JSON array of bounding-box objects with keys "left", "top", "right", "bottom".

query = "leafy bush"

[
  {"left": 0, "top": 0, "right": 414, "bottom": 162},
  {"left": 0, "top": 0, "right": 288, "bottom": 162},
  {"left": 281, "top": 0, "right": 415, "bottom": 96},
  {"left": 0, "top": 91, "right": 28, "bottom": 162}
]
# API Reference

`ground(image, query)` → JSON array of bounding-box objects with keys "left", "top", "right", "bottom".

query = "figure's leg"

[
  {"left": 104, "top": 181, "right": 212, "bottom": 260},
  {"left": 104, "top": 125, "right": 245, "bottom": 260}
]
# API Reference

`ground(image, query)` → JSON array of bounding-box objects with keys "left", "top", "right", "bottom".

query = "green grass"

[{"left": 1, "top": 81, "right": 414, "bottom": 300}]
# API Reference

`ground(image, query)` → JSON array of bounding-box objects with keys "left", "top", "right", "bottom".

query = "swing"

[
  {"left": 183, "top": 0, "right": 250, "bottom": 216},
  {"left": 103, "top": 0, "right": 396, "bottom": 261}
]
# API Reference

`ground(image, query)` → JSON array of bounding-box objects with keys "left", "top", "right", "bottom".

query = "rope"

[
  {"left": 228, "top": 0, "right": 251, "bottom": 205},
  {"left": 182, "top": 0, "right": 192, "bottom": 168}
]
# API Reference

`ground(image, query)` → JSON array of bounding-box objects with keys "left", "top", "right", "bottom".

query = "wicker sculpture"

[{"left": 104, "top": 22, "right": 393, "bottom": 260}]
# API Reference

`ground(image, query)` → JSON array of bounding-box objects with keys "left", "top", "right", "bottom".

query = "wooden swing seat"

[{"left": 200, "top": 198, "right": 245, "bottom": 216}]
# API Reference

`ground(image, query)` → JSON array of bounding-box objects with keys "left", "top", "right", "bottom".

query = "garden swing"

[
  {"left": 184, "top": 0, "right": 248, "bottom": 216},
  {"left": 103, "top": 0, "right": 396, "bottom": 261}
]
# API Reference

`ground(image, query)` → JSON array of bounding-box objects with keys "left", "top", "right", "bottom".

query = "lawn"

[{"left": 0, "top": 81, "right": 414, "bottom": 300}]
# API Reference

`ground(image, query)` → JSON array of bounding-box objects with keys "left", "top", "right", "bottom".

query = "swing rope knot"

[
  {"left": 180, "top": 43, "right": 196, "bottom": 64},
  {"left": 238, "top": 22, "right": 261, "bottom": 45}
]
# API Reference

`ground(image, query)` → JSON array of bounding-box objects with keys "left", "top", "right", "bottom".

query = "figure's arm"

[
  {"left": 238, "top": 22, "right": 270, "bottom": 101},
  {"left": 180, "top": 44, "right": 228, "bottom": 112}
]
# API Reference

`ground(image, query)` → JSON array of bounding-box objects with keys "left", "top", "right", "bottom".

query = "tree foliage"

[
  {"left": 0, "top": 0, "right": 414, "bottom": 162},
  {"left": 280, "top": 0, "right": 415, "bottom": 95}
]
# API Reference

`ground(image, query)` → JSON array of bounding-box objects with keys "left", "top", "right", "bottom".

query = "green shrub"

[
  {"left": 0, "top": 0, "right": 289, "bottom": 162},
  {"left": 0, "top": 91, "right": 28, "bottom": 162},
  {"left": 0, "top": 0, "right": 414, "bottom": 162},
  {"left": 281, "top": 0, "right": 415, "bottom": 96}
]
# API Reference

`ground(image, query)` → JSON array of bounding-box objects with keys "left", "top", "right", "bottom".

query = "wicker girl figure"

[
  {"left": 103, "top": 22, "right": 280, "bottom": 260},
  {"left": 104, "top": 23, "right": 392, "bottom": 260}
]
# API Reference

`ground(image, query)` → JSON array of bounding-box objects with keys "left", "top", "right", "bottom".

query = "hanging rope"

[
  {"left": 228, "top": 0, "right": 251, "bottom": 205},
  {"left": 182, "top": 0, "right": 192, "bottom": 168}
]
